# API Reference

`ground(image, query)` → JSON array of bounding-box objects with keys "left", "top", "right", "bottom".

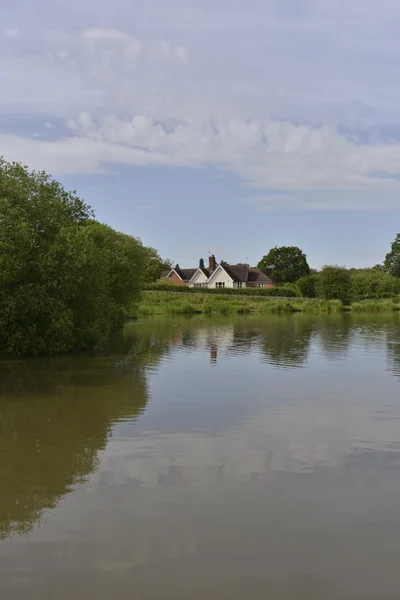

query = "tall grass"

[
  {"left": 134, "top": 292, "right": 345, "bottom": 317},
  {"left": 350, "top": 300, "right": 399, "bottom": 312}
]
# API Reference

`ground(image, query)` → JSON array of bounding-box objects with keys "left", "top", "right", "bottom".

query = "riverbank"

[{"left": 134, "top": 292, "right": 400, "bottom": 316}]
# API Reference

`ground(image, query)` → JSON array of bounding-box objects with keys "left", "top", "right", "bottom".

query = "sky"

[{"left": 1, "top": 0, "right": 400, "bottom": 269}]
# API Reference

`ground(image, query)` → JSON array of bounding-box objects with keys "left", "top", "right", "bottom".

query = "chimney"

[{"left": 208, "top": 255, "right": 216, "bottom": 272}]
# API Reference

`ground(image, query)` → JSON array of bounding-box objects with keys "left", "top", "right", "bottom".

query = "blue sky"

[{"left": 1, "top": 0, "right": 400, "bottom": 269}]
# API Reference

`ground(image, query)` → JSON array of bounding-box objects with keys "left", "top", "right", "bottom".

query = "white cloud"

[
  {"left": 2, "top": 0, "right": 400, "bottom": 209},
  {"left": 3, "top": 28, "right": 21, "bottom": 39},
  {"left": 3, "top": 114, "right": 400, "bottom": 209}
]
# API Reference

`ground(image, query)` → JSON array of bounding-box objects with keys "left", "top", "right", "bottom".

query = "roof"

[
  {"left": 222, "top": 264, "right": 249, "bottom": 283},
  {"left": 247, "top": 268, "right": 274, "bottom": 283},
  {"left": 164, "top": 263, "right": 274, "bottom": 284},
  {"left": 174, "top": 267, "right": 197, "bottom": 281}
]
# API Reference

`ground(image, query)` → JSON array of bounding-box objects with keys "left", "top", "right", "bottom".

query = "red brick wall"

[
  {"left": 246, "top": 282, "right": 274, "bottom": 288},
  {"left": 166, "top": 272, "right": 188, "bottom": 286}
]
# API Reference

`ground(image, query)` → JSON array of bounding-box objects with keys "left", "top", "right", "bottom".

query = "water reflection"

[
  {"left": 0, "top": 329, "right": 176, "bottom": 540},
  {"left": 2, "top": 315, "right": 400, "bottom": 599},
  {"left": 2, "top": 315, "right": 400, "bottom": 540}
]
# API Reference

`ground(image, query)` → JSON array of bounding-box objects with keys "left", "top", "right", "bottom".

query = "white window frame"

[
  {"left": 215, "top": 282, "right": 225, "bottom": 289},
  {"left": 237, "top": 282, "right": 243, "bottom": 289},
  {"left": 258, "top": 283, "right": 264, "bottom": 288}
]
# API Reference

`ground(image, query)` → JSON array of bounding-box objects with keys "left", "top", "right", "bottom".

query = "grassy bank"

[{"left": 134, "top": 291, "right": 343, "bottom": 317}]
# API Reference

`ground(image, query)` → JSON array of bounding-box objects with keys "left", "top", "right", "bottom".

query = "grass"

[
  {"left": 350, "top": 299, "right": 400, "bottom": 312},
  {"left": 134, "top": 292, "right": 344, "bottom": 317}
]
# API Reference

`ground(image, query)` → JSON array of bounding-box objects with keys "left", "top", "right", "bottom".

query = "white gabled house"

[{"left": 186, "top": 255, "right": 275, "bottom": 289}]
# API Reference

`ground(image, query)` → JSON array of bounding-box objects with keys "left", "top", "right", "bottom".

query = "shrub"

[
  {"left": 296, "top": 274, "right": 318, "bottom": 298},
  {"left": 0, "top": 158, "right": 144, "bottom": 356},
  {"left": 317, "top": 265, "right": 351, "bottom": 305}
]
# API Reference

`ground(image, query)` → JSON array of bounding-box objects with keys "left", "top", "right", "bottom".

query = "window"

[
  {"left": 215, "top": 282, "right": 225, "bottom": 289},
  {"left": 194, "top": 283, "right": 204, "bottom": 288},
  {"left": 237, "top": 282, "right": 243, "bottom": 289},
  {"left": 258, "top": 283, "right": 264, "bottom": 288}
]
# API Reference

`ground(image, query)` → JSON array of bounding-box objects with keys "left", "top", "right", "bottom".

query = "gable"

[
  {"left": 207, "top": 264, "right": 234, "bottom": 285},
  {"left": 189, "top": 269, "right": 209, "bottom": 285}
]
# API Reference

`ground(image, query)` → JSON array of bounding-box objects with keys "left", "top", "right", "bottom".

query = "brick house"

[{"left": 164, "top": 255, "right": 275, "bottom": 289}]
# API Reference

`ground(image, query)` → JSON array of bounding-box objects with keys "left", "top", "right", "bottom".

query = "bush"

[
  {"left": 0, "top": 159, "right": 144, "bottom": 356},
  {"left": 349, "top": 269, "right": 400, "bottom": 301},
  {"left": 296, "top": 274, "right": 318, "bottom": 298},
  {"left": 317, "top": 265, "right": 351, "bottom": 305}
]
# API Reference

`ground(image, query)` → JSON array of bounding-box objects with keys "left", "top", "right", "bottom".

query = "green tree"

[
  {"left": 142, "top": 246, "right": 172, "bottom": 283},
  {"left": 297, "top": 274, "right": 318, "bottom": 298},
  {"left": 0, "top": 158, "right": 144, "bottom": 356},
  {"left": 384, "top": 234, "right": 400, "bottom": 277},
  {"left": 317, "top": 265, "right": 351, "bottom": 305},
  {"left": 257, "top": 246, "right": 310, "bottom": 284},
  {"left": 350, "top": 268, "right": 400, "bottom": 301},
  {"left": 199, "top": 258, "right": 205, "bottom": 269}
]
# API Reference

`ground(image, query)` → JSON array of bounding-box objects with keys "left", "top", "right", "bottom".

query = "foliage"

[
  {"left": 296, "top": 274, "right": 318, "bottom": 298},
  {"left": 257, "top": 246, "right": 310, "bottom": 284},
  {"left": 141, "top": 246, "right": 172, "bottom": 283},
  {"left": 350, "top": 300, "right": 398, "bottom": 312},
  {"left": 349, "top": 268, "right": 400, "bottom": 301},
  {"left": 384, "top": 234, "right": 400, "bottom": 277},
  {"left": 199, "top": 258, "right": 205, "bottom": 269},
  {"left": 317, "top": 265, "right": 352, "bottom": 305},
  {"left": 0, "top": 158, "right": 144, "bottom": 356},
  {"left": 136, "top": 292, "right": 343, "bottom": 317}
]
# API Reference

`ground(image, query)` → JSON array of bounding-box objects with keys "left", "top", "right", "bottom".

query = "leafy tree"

[
  {"left": 199, "top": 258, "right": 205, "bottom": 269},
  {"left": 297, "top": 274, "right": 318, "bottom": 298},
  {"left": 350, "top": 268, "right": 400, "bottom": 301},
  {"left": 0, "top": 158, "right": 144, "bottom": 356},
  {"left": 141, "top": 246, "right": 172, "bottom": 282},
  {"left": 384, "top": 234, "right": 400, "bottom": 277},
  {"left": 257, "top": 246, "right": 310, "bottom": 284},
  {"left": 317, "top": 265, "right": 351, "bottom": 305}
]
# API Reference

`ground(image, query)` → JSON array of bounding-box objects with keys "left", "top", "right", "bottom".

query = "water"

[{"left": 2, "top": 313, "right": 400, "bottom": 598}]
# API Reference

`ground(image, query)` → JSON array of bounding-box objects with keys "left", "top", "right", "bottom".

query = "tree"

[
  {"left": 384, "top": 234, "right": 400, "bottom": 278},
  {"left": 0, "top": 158, "right": 144, "bottom": 356},
  {"left": 257, "top": 246, "right": 310, "bottom": 284},
  {"left": 317, "top": 265, "right": 351, "bottom": 305},
  {"left": 297, "top": 274, "right": 318, "bottom": 298},
  {"left": 199, "top": 258, "right": 205, "bottom": 269},
  {"left": 141, "top": 246, "right": 172, "bottom": 282},
  {"left": 350, "top": 268, "right": 400, "bottom": 301}
]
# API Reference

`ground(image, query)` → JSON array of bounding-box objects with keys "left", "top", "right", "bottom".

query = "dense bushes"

[
  {"left": 349, "top": 269, "right": 400, "bottom": 300},
  {"left": 293, "top": 266, "right": 400, "bottom": 305},
  {"left": 0, "top": 159, "right": 144, "bottom": 356}
]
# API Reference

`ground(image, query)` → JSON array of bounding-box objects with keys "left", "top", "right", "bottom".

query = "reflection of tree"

[
  {"left": 385, "top": 314, "right": 400, "bottom": 379},
  {"left": 315, "top": 313, "right": 353, "bottom": 360},
  {"left": 257, "top": 315, "right": 314, "bottom": 368},
  {"left": 0, "top": 327, "right": 173, "bottom": 541}
]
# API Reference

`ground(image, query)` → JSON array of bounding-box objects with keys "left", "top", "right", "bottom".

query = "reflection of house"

[{"left": 164, "top": 255, "right": 274, "bottom": 289}]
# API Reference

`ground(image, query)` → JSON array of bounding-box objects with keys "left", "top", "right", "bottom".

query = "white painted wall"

[
  {"left": 188, "top": 269, "right": 208, "bottom": 287},
  {"left": 206, "top": 266, "right": 234, "bottom": 288}
]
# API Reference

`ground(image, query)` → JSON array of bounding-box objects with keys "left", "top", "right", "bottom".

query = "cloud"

[
  {"left": 3, "top": 28, "right": 21, "bottom": 39},
  {"left": 2, "top": 0, "right": 400, "bottom": 209}
]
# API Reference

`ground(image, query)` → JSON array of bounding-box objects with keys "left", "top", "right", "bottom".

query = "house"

[{"left": 164, "top": 255, "right": 275, "bottom": 289}]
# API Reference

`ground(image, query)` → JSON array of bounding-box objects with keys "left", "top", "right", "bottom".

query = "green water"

[{"left": 2, "top": 314, "right": 400, "bottom": 598}]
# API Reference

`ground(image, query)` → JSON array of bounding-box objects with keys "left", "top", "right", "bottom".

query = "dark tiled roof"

[
  {"left": 248, "top": 268, "right": 274, "bottom": 283},
  {"left": 199, "top": 267, "right": 211, "bottom": 277},
  {"left": 222, "top": 264, "right": 249, "bottom": 283},
  {"left": 175, "top": 268, "right": 197, "bottom": 281}
]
